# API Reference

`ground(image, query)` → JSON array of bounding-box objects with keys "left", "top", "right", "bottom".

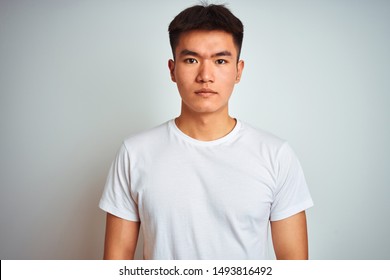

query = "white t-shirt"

[{"left": 99, "top": 119, "right": 313, "bottom": 259}]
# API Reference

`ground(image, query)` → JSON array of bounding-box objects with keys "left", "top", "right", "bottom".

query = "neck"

[{"left": 175, "top": 110, "right": 236, "bottom": 141}]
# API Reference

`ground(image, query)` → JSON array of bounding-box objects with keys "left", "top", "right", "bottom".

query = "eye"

[
  {"left": 184, "top": 58, "right": 198, "bottom": 64},
  {"left": 215, "top": 59, "right": 227, "bottom": 65}
]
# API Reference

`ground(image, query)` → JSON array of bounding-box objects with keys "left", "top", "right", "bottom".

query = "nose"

[{"left": 196, "top": 60, "right": 214, "bottom": 83}]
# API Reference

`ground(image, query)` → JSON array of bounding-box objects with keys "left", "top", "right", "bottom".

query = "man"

[{"left": 99, "top": 3, "right": 313, "bottom": 260}]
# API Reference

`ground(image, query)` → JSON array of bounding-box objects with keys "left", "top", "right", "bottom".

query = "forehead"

[{"left": 175, "top": 30, "right": 237, "bottom": 58}]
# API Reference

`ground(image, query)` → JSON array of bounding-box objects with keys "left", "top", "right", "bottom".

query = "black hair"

[{"left": 168, "top": 4, "right": 244, "bottom": 59}]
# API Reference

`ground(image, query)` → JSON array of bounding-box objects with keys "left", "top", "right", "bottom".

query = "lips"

[{"left": 195, "top": 88, "right": 217, "bottom": 96}]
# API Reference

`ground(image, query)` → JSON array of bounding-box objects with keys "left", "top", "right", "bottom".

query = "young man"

[{"left": 99, "top": 4, "right": 313, "bottom": 260}]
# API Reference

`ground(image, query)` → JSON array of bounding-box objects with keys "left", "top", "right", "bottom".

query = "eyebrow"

[{"left": 179, "top": 49, "right": 233, "bottom": 58}]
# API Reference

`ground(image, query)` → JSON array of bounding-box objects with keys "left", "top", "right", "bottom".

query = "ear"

[
  {"left": 168, "top": 59, "right": 176, "bottom": 82},
  {"left": 235, "top": 60, "right": 245, "bottom": 84}
]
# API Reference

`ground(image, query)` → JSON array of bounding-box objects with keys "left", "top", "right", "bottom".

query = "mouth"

[{"left": 194, "top": 88, "right": 217, "bottom": 97}]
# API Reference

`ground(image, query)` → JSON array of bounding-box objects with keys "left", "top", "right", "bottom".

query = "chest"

[{"left": 131, "top": 146, "right": 276, "bottom": 224}]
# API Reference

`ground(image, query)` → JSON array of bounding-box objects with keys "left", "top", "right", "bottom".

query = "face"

[{"left": 168, "top": 30, "right": 244, "bottom": 116}]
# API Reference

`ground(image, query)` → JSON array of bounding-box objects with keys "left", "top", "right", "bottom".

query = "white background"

[{"left": 0, "top": 0, "right": 389, "bottom": 259}]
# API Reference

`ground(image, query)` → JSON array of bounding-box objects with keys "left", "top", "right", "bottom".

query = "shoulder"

[
  {"left": 125, "top": 121, "right": 170, "bottom": 143},
  {"left": 122, "top": 121, "right": 170, "bottom": 151},
  {"left": 239, "top": 122, "right": 306, "bottom": 176},
  {"left": 238, "top": 120, "right": 286, "bottom": 151},
  {"left": 239, "top": 121, "right": 302, "bottom": 165}
]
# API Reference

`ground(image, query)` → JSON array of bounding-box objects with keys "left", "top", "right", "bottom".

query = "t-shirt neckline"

[{"left": 168, "top": 118, "right": 242, "bottom": 146}]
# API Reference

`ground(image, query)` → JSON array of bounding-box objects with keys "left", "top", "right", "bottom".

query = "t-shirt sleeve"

[
  {"left": 270, "top": 142, "right": 313, "bottom": 221},
  {"left": 99, "top": 143, "right": 140, "bottom": 221}
]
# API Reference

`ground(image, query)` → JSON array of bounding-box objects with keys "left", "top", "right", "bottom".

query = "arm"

[
  {"left": 103, "top": 213, "right": 140, "bottom": 260},
  {"left": 270, "top": 211, "right": 309, "bottom": 260}
]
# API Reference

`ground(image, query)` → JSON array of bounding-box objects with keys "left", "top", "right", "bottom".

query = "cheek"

[
  {"left": 174, "top": 68, "right": 193, "bottom": 85},
  {"left": 176, "top": 71, "right": 195, "bottom": 91},
  {"left": 219, "top": 70, "right": 238, "bottom": 86}
]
